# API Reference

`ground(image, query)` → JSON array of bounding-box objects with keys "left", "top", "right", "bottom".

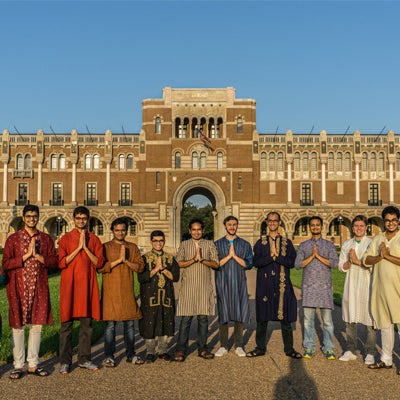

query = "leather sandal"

[
  {"left": 246, "top": 349, "right": 265, "bottom": 357},
  {"left": 368, "top": 360, "right": 392, "bottom": 369},
  {"left": 286, "top": 350, "right": 302, "bottom": 359},
  {"left": 174, "top": 351, "right": 186, "bottom": 362},
  {"left": 198, "top": 349, "right": 214, "bottom": 359}
]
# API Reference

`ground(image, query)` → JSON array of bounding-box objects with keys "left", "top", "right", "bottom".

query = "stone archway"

[{"left": 172, "top": 177, "right": 227, "bottom": 247}]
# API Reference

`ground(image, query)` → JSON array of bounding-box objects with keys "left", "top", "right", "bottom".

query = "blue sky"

[{"left": 1, "top": 1, "right": 399, "bottom": 135}]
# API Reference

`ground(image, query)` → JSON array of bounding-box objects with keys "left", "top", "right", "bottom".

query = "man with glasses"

[
  {"left": 100, "top": 218, "right": 144, "bottom": 367},
  {"left": 247, "top": 212, "right": 301, "bottom": 359},
  {"left": 139, "top": 230, "right": 179, "bottom": 363},
  {"left": 3, "top": 205, "right": 58, "bottom": 379},
  {"left": 58, "top": 206, "right": 104, "bottom": 374},
  {"left": 338, "top": 215, "right": 375, "bottom": 364},
  {"left": 364, "top": 206, "right": 400, "bottom": 372},
  {"left": 295, "top": 216, "right": 339, "bottom": 360}
]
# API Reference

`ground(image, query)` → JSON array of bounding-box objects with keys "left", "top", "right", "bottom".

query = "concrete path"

[{"left": 1, "top": 269, "right": 400, "bottom": 399}]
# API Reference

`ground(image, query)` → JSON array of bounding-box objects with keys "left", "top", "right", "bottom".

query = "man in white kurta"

[
  {"left": 363, "top": 206, "right": 400, "bottom": 371},
  {"left": 338, "top": 215, "right": 375, "bottom": 364}
]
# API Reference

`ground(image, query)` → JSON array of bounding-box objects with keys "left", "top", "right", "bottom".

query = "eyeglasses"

[
  {"left": 152, "top": 240, "right": 165, "bottom": 243},
  {"left": 384, "top": 218, "right": 399, "bottom": 224}
]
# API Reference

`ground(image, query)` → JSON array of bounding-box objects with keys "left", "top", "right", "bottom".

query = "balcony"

[
  {"left": 368, "top": 200, "right": 382, "bottom": 206},
  {"left": 300, "top": 200, "right": 314, "bottom": 206},
  {"left": 12, "top": 169, "right": 34, "bottom": 178},
  {"left": 118, "top": 199, "right": 132, "bottom": 206},
  {"left": 49, "top": 199, "right": 64, "bottom": 206},
  {"left": 15, "top": 199, "right": 30, "bottom": 206},
  {"left": 84, "top": 199, "right": 98, "bottom": 206}
]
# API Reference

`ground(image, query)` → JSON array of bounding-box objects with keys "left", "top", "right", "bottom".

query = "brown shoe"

[
  {"left": 174, "top": 351, "right": 186, "bottom": 362},
  {"left": 368, "top": 360, "right": 392, "bottom": 369},
  {"left": 198, "top": 349, "right": 214, "bottom": 359}
]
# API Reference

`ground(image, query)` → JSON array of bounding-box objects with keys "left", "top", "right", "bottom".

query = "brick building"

[{"left": 1, "top": 87, "right": 397, "bottom": 250}]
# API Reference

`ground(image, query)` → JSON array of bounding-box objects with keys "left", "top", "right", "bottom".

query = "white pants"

[
  {"left": 12, "top": 325, "right": 42, "bottom": 369},
  {"left": 380, "top": 324, "right": 400, "bottom": 366}
]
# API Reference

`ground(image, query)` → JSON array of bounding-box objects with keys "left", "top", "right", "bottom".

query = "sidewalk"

[{"left": 1, "top": 269, "right": 400, "bottom": 399}]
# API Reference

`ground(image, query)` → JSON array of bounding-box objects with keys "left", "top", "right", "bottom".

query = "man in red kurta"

[
  {"left": 3, "top": 204, "right": 58, "bottom": 379},
  {"left": 58, "top": 206, "right": 104, "bottom": 374}
]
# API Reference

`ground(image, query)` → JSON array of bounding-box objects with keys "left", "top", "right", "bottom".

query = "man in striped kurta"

[
  {"left": 214, "top": 216, "right": 253, "bottom": 357},
  {"left": 174, "top": 219, "right": 219, "bottom": 362}
]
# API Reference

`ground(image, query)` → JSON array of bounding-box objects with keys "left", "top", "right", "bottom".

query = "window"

[
  {"left": 217, "top": 152, "right": 223, "bottom": 169},
  {"left": 328, "top": 152, "right": 334, "bottom": 178},
  {"left": 86, "top": 183, "right": 97, "bottom": 206},
  {"left": 129, "top": 219, "right": 137, "bottom": 235},
  {"left": 237, "top": 117, "right": 243, "bottom": 133},
  {"left": 85, "top": 154, "right": 91, "bottom": 170},
  {"left": 127, "top": 154, "right": 134, "bottom": 169},
  {"left": 175, "top": 152, "right": 181, "bottom": 169},
  {"left": 155, "top": 116, "right": 161, "bottom": 134},
  {"left": 268, "top": 152, "right": 275, "bottom": 179},
  {"left": 369, "top": 183, "right": 380, "bottom": 206},
  {"left": 24, "top": 154, "right": 31, "bottom": 170},
  {"left": 93, "top": 154, "right": 100, "bottom": 169},
  {"left": 238, "top": 176, "right": 242, "bottom": 190},
  {"left": 59, "top": 154, "right": 66, "bottom": 169},
  {"left": 120, "top": 183, "right": 131, "bottom": 206},
  {"left": 294, "top": 152, "right": 301, "bottom": 179},
  {"left": 260, "top": 152, "right": 267, "bottom": 174},
  {"left": 200, "top": 152, "right": 206, "bottom": 169},
  {"left": 51, "top": 183, "right": 63, "bottom": 206},
  {"left": 378, "top": 152, "right": 385, "bottom": 178},
  {"left": 51, "top": 154, "right": 57, "bottom": 170},
  {"left": 277, "top": 152, "right": 284, "bottom": 179},
  {"left": 300, "top": 183, "right": 313, "bottom": 206},
  {"left": 344, "top": 152, "right": 351, "bottom": 177},
  {"left": 16, "top": 154, "right": 23, "bottom": 170},
  {"left": 311, "top": 152, "right": 318, "bottom": 179},
  {"left": 17, "top": 183, "right": 28, "bottom": 205},
  {"left": 118, "top": 154, "right": 125, "bottom": 170},
  {"left": 362, "top": 152, "right": 368, "bottom": 178},
  {"left": 156, "top": 171, "right": 160, "bottom": 188},
  {"left": 192, "top": 152, "right": 198, "bottom": 169}
]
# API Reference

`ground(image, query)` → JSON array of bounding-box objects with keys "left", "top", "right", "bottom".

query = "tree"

[{"left": 181, "top": 202, "right": 214, "bottom": 240}]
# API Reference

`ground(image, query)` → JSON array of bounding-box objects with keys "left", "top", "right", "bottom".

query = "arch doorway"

[{"left": 173, "top": 178, "right": 227, "bottom": 247}]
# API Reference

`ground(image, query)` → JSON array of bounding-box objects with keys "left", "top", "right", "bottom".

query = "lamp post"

[{"left": 338, "top": 215, "right": 343, "bottom": 247}]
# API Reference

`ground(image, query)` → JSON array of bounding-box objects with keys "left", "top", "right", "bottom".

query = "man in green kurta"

[
  {"left": 139, "top": 230, "right": 180, "bottom": 363},
  {"left": 364, "top": 206, "right": 400, "bottom": 372}
]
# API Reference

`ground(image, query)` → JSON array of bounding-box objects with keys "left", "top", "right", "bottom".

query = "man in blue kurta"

[
  {"left": 247, "top": 212, "right": 302, "bottom": 359},
  {"left": 214, "top": 216, "right": 253, "bottom": 357}
]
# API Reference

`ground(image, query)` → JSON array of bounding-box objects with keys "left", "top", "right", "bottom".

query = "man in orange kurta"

[
  {"left": 99, "top": 217, "right": 144, "bottom": 366},
  {"left": 58, "top": 206, "right": 104, "bottom": 374}
]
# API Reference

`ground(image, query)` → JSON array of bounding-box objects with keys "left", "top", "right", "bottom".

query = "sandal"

[
  {"left": 198, "top": 349, "right": 215, "bottom": 359},
  {"left": 9, "top": 369, "right": 24, "bottom": 380},
  {"left": 286, "top": 350, "right": 302, "bottom": 359},
  {"left": 132, "top": 355, "right": 144, "bottom": 365},
  {"left": 28, "top": 367, "right": 49, "bottom": 377},
  {"left": 174, "top": 351, "right": 186, "bottom": 362},
  {"left": 102, "top": 357, "right": 115, "bottom": 368},
  {"left": 246, "top": 349, "right": 265, "bottom": 357}
]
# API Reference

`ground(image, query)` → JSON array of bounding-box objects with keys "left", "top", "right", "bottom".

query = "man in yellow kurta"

[
  {"left": 100, "top": 218, "right": 144, "bottom": 366},
  {"left": 363, "top": 206, "right": 400, "bottom": 372}
]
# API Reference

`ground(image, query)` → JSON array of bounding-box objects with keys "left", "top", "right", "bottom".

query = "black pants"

[
  {"left": 255, "top": 320, "right": 294, "bottom": 355},
  {"left": 59, "top": 318, "right": 93, "bottom": 364}
]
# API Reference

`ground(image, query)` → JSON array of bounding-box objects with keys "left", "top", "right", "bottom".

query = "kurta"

[
  {"left": 339, "top": 236, "right": 373, "bottom": 325},
  {"left": 214, "top": 236, "right": 252, "bottom": 324},
  {"left": 176, "top": 238, "right": 219, "bottom": 316},
  {"left": 58, "top": 229, "right": 104, "bottom": 322},
  {"left": 138, "top": 250, "right": 180, "bottom": 338},
  {"left": 363, "top": 231, "right": 400, "bottom": 329},
  {"left": 3, "top": 229, "right": 58, "bottom": 328},
  {"left": 99, "top": 240, "right": 144, "bottom": 321},
  {"left": 253, "top": 235, "right": 297, "bottom": 323},
  {"left": 295, "top": 237, "right": 338, "bottom": 310}
]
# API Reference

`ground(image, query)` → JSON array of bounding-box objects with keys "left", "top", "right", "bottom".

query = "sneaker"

[
  {"left": 339, "top": 351, "right": 357, "bottom": 361},
  {"left": 102, "top": 357, "right": 115, "bottom": 367},
  {"left": 365, "top": 354, "right": 375, "bottom": 365},
  {"left": 324, "top": 350, "right": 336, "bottom": 360},
  {"left": 215, "top": 347, "right": 228, "bottom": 357},
  {"left": 78, "top": 361, "right": 99, "bottom": 371},
  {"left": 303, "top": 349, "right": 315, "bottom": 359},
  {"left": 234, "top": 347, "right": 246, "bottom": 357}
]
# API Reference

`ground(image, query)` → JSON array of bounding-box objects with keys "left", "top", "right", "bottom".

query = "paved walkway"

[{"left": 1, "top": 269, "right": 400, "bottom": 399}]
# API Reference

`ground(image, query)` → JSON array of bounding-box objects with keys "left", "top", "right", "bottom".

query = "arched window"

[
  {"left": 16, "top": 154, "right": 23, "bottom": 170},
  {"left": 200, "top": 151, "right": 206, "bottom": 169},
  {"left": 328, "top": 152, "right": 334, "bottom": 178},
  {"left": 24, "top": 154, "right": 31, "bottom": 170},
  {"left": 370, "top": 152, "right": 377, "bottom": 174},
  {"left": 336, "top": 152, "right": 343, "bottom": 176},
  {"left": 237, "top": 116, "right": 243, "bottom": 133},
  {"left": 362, "top": 152, "right": 368, "bottom": 178},
  {"left": 302, "top": 152, "right": 309, "bottom": 178},
  {"left": 51, "top": 154, "right": 58, "bottom": 170},
  {"left": 175, "top": 152, "right": 181, "bottom": 169},
  {"left": 311, "top": 152, "right": 318, "bottom": 178},
  {"left": 93, "top": 154, "right": 100, "bottom": 170},
  {"left": 192, "top": 152, "right": 198, "bottom": 169},
  {"left": 118, "top": 154, "right": 125, "bottom": 170},
  {"left": 344, "top": 152, "right": 351, "bottom": 176},
  {"left": 155, "top": 116, "right": 161, "bottom": 134},
  {"left": 378, "top": 152, "right": 385, "bottom": 177},
  {"left": 260, "top": 152, "right": 267, "bottom": 172},
  {"left": 277, "top": 152, "right": 284, "bottom": 179},
  {"left": 216, "top": 117, "right": 223, "bottom": 138},
  {"left": 294, "top": 152, "right": 301, "bottom": 178},
  {"left": 127, "top": 154, "right": 134, "bottom": 169},
  {"left": 85, "top": 154, "right": 91, "bottom": 170},
  {"left": 59, "top": 154, "right": 66, "bottom": 169},
  {"left": 217, "top": 152, "right": 223, "bottom": 169}
]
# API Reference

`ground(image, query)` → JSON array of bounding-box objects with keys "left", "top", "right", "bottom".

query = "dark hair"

[
  {"left": 73, "top": 206, "right": 90, "bottom": 218},
  {"left": 223, "top": 215, "right": 238, "bottom": 225},
  {"left": 23, "top": 204, "right": 39, "bottom": 217},
  {"left": 266, "top": 211, "right": 281, "bottom": 221},
  {"left": 309, "top": 216, "right": 323, "bottom": 226},
  {"left": 352, "top": 215, "right": 368, "bottom": 226},
  {"left": 382, "top": 205, "right": 400, "bottom": 220},
  {"left": 151, "top": 230, "right": 165, "bottom": 240},
  {"left": 189, "top": 218, "right": 204, "bottom": 230},
  {"left": 111, "top": 217, "right": 128, "bottom": 231}
]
